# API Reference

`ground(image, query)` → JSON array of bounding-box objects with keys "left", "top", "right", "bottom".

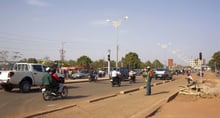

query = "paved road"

[{"left": 0, "top": 76, "right": 165, "bottom": 118}]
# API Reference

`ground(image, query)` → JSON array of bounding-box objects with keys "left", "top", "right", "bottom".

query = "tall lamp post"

[{"left": 106, "top": 16, "right": 128, "bottom": 68}]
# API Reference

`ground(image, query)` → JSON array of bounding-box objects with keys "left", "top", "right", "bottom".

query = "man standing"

[{"left": 144, "top": 66, "right": 154, "bottom": 95}]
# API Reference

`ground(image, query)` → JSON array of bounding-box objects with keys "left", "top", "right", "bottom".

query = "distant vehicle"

[
  {"left": 133, "top": 69, "right": 142, "bottom": 76},
  {"left": 0, "top": 63, "right": 64, "bottom": 93},
  {"left": 98, "top": 69, "right": 105, "bottom": 77},
  {"left": 109, "top": 67, "right": 129, "bottom": 81},
  {"left": 71, "top": 70, "right": 89, "bottom": 79},
  {"left": 117, "top": 67, "right": 129, "bottom": 81},
  {"left": 154, "top": 68, "right": 173, "bottom": 80}
]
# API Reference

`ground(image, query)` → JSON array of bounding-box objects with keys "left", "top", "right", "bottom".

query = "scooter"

[{"left": 41, "top": 85, "right": 68, "bottom": 101}]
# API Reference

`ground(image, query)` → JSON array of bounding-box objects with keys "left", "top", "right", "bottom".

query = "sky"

[{"left": 0, "top": 0, "right": 219, "bottom": 66}]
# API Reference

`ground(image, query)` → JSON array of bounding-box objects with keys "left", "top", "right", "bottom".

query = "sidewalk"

[{"left": 29, "top": 77, "right": 186, "bottom": 118}]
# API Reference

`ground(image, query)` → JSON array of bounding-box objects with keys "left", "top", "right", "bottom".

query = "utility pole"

[
  {"left": 59, "top": 42, "right": 65, "bottom": 68},
  {"left": 107, "top": 49, "right": 111, "bottom": 76}
]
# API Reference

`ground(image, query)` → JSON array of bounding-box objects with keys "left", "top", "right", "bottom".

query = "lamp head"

[{"left": 124, "top": 16, "right": 128, "bottom": 20}]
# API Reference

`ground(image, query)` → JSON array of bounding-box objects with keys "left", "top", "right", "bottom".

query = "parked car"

[
  {"left": 71, "top": 70, "right": 89, "bottom": 79},
  {"left": 154, "top": 68, "right": 173, "bottom": 80}
]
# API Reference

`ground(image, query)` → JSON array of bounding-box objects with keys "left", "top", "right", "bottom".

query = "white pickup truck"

[{"left": 0, "top": 63, "right": 63, "bottom": 93}]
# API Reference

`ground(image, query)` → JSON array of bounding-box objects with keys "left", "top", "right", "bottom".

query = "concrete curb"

[
  {"left": 88, "top": 94, "right": 118, "bottom": 103},
  {"left": 24, "top": 104, "right": 77, "bottom": 118},
  {"left": 146, "top": 91, "right": 179, "bottom": 117},
  {"left": 130, "top": 90, "right": 179, "bottom": 118}
]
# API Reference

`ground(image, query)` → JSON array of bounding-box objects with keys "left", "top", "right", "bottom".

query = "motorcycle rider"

[
  {"left": 89, "top": 68, "right": 97, "bottom": 81},
  {"left": 41, "top": 67, "right": 53, "bottom": 89},
  {"left": 51, "top": 68, "right": 64, "bottom": 94},
  {"left": 111, "top": 68, "right": 121, "bottom": 85},
  {"left": 129, "top": 69, "right": 136, "bottom": 83}
]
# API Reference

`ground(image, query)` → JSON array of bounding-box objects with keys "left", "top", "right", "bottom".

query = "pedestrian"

[
  {"left": 144, "top": 66, "right": 154, "bottom": 95},
  {"left": 186, "top": 71, "right": 194, "bottom": 85}
]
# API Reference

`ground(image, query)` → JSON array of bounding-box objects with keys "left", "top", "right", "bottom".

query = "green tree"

[
  {"left": 110, "top": 60, "right": 116, "bottom": 68},
  {"left": 145, "top": 60, "right": 152, "bottom": 67},
  {"left": 27, "top": 58, "right": 38, "bottom": 63},
  {"left": 90, "top": 59, "right": 106, "bottom": 69},
  {"left": 77, "top": 55, "right": 92, "bottom": 67},
  {"left": 68, "top": 60, "right": 77, "bottom": 66},
  {"left": 122, "top": 52, "right": 141, "bottom": 69},
  {"left": 208, "top": 51, "right": 220, "bottom": 71},
  {"left": 152, "top": 59, "right": 163, "bottom": 68}
]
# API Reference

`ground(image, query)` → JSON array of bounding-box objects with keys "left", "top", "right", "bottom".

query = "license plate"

[
  {"left": 158, "top": 75, "right": 162, "bottom": 77},
  {"left": 41, "top": 88, "right": 46, "bottom": 92}
]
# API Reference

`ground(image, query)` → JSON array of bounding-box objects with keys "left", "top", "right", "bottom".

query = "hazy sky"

[{"left": 0, "top": 0, "right": 219, "bottom": 65}]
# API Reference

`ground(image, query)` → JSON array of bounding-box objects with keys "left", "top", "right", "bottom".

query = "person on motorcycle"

[
  {"left": 89, "top": 68, "right": 97, "bottom": 81},
  {"left": 51, "top": 68, "right": 64, "bottom": 94},
  {"left": 129, "top": 69, "right": 136, "bottom": 83},
  {"left": 111, "top": 68, "right": 121, "bottom": 85},
  {"left": 41, "top": 67, "right": 53, "bottom": 89}
]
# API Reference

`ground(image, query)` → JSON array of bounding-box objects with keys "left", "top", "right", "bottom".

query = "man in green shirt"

[
  {"left": 144, "top": 66, "right": 154, "bottom": 95},
  {"left": 41, "top": 67, "right": 53, "bottom": 88}
]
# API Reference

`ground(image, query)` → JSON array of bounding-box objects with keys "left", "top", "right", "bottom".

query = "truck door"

[{"left": 31, "top": 65, "right": 45, "bottom": 86}]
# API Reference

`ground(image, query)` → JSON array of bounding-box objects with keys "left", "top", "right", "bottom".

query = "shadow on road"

[
  {"left": 64, "top": 95, "right": 89, "bottom": 100},
  {"left": 151, "top": 91, "right": 169, "bottom": 96}
]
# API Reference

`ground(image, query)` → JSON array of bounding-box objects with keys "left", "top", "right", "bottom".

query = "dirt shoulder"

[{"left": 151, "top": 71, "right": 220, "bottom": 118}]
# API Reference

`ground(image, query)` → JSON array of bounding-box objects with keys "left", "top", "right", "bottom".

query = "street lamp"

[{"left": 106, "top": 16, "right": 128, "bottom": 68}]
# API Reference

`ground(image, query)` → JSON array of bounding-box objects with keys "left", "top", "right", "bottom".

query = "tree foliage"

[
  {"left": 208, "top": 51, "right": 220, "bottom": 71},
  {"left": 152, "top": 59, "right": 164, "bottom": 68},
  {"left": 122, "top": 52, "right": 141, "bottom": 69},
  {"left": 27, "top": 58, "right": 38, "bottom": 63},
  {"left": 77, "top": 55, "right": 92, "bottom": 67}
]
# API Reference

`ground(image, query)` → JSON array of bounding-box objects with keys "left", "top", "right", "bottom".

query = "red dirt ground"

[{"left": 151, "top": 71, "right": 220, "bottom": 118}]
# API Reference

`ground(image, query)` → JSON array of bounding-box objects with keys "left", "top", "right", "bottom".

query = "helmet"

[
  {"left": 46, "top": 67, "right": 50, "bottom": 72},
  {"left": 51, "top": 68, "right": 56, "bottom": 73},
  {"left": 147, "top": 66, "right": 151, "bottom": 69}
]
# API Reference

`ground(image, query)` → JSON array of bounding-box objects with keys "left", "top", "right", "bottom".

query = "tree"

[
  {"left": 77, "top": 55, "right": 92, "bottom": 67},
  {"left": 145, "top": 60, "right": 152, "bottom": 67},
  {"left": 122, "top": 52, "right": 141, "bottom": 69},
  {"left": 12, "top": 51, "right": 22, "bottom": 62},
  {"left": 90, "top": 59, "right": 106, "bottom": 69},
  {"left": 152, "top": 59, "right": 163, "bottom": 68},
  {"left": 27, "top": 58, "right": 38, "bottom": 63},
  {"left": 0, "top": 50, "right": 9, "bottom": 63},
  {"left": 208, "top": 51, "right": 220, "bottom": 71},
  {"left": 68, "top": 60, "right": 77, "bottom": 66}
]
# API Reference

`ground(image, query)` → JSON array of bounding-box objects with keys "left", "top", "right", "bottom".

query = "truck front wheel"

[{"left": 20, "top": 81, "right": 31, "bottom": 93}]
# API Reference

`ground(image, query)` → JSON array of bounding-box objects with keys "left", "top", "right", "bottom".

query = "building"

[
  {"left": 168, "top": 59, "right": 174, "bottom": 69},
  {"left": 189, "top": 58, "right": 205, "bottom": 70}
]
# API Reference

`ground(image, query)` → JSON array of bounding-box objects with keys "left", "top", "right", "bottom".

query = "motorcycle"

[
  {"left": 111, "top": 77, "right": 121, "bottom": 87},
  {"left": 129, "top": 75, "right": 136, "bottom": 84},
  {"left": 41, "top": 85, "right": 68, "bottom": 101},
  {"left": 89, "top": 74, "right": 97, "bottom": 82}
]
